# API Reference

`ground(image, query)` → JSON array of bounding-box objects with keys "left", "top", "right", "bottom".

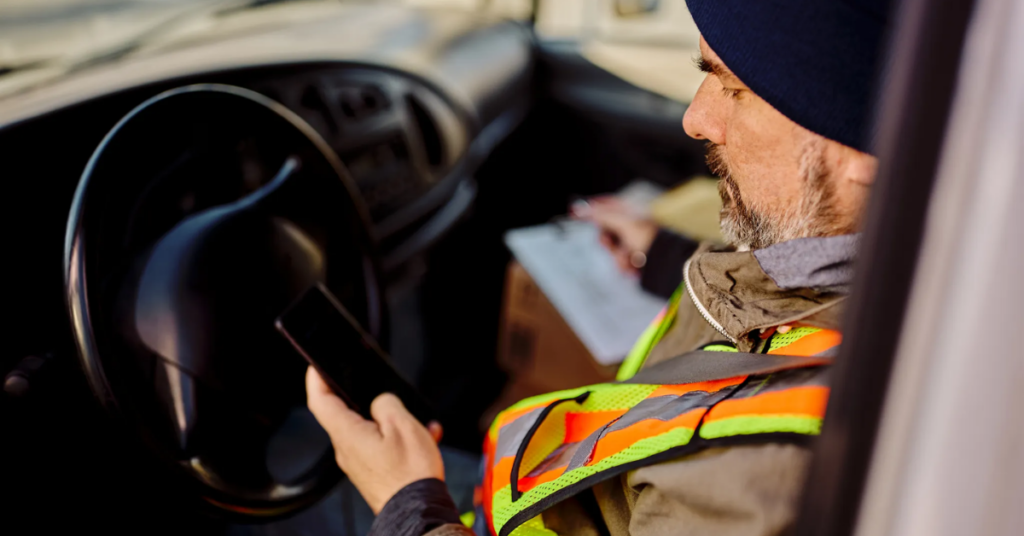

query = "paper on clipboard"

[{"left": 504, "top": 221, "right": 666, "bottom": 365}]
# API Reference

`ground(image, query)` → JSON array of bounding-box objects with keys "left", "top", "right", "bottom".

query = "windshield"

[
  {"left": 0, "top": 0, "right": 227, "bottom": 71},
  {"left": 0, "top": 0, "right": 524, "bottom": 70}
]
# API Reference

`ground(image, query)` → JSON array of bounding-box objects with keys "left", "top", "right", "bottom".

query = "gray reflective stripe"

[
  {"left": 816, "top": 345, "right": 841, "bottom": 357},
  {"left": 753, "top": 235, "right": 859, "bottom": 292},
  {"left": 565, "top": 397, "right": 687, "bottom": 471},
  {"left": 730, "top": 366, "right": 832, "bottom": 399},
  {"left": 524, "top": 442, "right": 580, "bottom": 478},
  {"left": 605, "top": 392, "right": 715, "bottom": 434},
  {"left": 564, "top": 389, "right": 731, "bottom": 472},
  {"left": 495, "top": 407, "right": 545, "bottom": 460},
  {"left": 564, "top": 422, "right": 609, "bottom": 472},
  {"left": 625, "top": 351, "right": 832, "bottom": 385}
]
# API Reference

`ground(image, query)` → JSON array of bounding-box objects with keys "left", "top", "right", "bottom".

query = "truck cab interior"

[{"left": 1, "top": 1, "right": 1020, "bottom": 536}]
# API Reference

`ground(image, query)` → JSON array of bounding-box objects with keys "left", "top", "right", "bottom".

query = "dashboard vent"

[
  {"left": 338, "top": 85, "right": 390, "bottom": 120},
  {"left": 405, "top": 95, "right": 444, "bottom": 168},
  {"left": 341, "top": 137, "right": 421, "bottom": 220}
]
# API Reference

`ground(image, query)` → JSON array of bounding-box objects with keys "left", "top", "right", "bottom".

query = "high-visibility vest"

[{"left": 478, "top": 289, "right": 842, "bottom": 536}]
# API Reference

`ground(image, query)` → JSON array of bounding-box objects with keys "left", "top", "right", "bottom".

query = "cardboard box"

[{"left": 485, "top": 261, "right": 616, "bottom": 425}]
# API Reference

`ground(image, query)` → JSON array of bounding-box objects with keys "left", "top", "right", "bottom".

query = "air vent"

[
  {"left": 338, "top": 85, "right": 390, "bottom": 120},
  {"left": 405, "top": 95, "right": 444, "bottom": 168},
  {"left": 343, "top": 137, "right": 408, "bottom": 178},
  {"left": 340, "top": 136, "right": 421, "bottom": 220}
]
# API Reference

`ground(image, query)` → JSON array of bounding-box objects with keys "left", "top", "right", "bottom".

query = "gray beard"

[{"left": 706, "top": 140, "right": 844, "bottom": 250}]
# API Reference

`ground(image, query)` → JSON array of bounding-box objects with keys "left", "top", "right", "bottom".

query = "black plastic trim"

[{"left": 792, "top": 0, "right": 979, "bottom": 534}]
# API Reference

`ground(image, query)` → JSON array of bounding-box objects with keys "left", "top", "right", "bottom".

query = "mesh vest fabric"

[{"left": 481, "top": 287, "right": 841, "bottom": 536}]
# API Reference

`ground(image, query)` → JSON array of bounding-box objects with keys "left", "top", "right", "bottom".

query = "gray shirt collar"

[{"left": 753, "top": 235, "right": 860, "bottom": 293}]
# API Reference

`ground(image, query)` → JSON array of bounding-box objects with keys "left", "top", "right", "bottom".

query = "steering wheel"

[{"left": 64, "top": 85, "right": 384, "bottom": 519}]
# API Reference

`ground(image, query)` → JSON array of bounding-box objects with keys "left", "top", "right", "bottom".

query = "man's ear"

[{"left": 843, "top": 149, "right": 878, "bottom": 187}]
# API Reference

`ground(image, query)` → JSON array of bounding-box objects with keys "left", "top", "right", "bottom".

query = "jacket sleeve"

[
  {"left": 614, "top": 444, "right": 812, "bottom": 536},
  {"left": 640, "top": 228, "right": 699, "bottom": 299},
  {"left": 369, "top": 478, "right": 474, "bottom": 536}
]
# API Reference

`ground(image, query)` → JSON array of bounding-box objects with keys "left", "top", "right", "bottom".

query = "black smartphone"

[{"left": 276, "top": 283, "right": 434, "bottom": 425}]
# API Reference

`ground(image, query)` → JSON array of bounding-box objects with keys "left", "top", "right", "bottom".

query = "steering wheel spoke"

[{"left": 241, "top": 155, "right": 303, "bottom": 211}]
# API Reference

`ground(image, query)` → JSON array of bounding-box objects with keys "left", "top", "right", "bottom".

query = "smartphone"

[{"left": 276, "top": 283, "right": 434, "bottom": 425}]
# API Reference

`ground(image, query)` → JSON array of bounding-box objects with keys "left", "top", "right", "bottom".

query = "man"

[{"left": 307, "top": 0, "right": 889, "bottom": 535}]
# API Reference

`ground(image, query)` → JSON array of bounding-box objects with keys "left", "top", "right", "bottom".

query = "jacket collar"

[{"left": 684, "top": 235, "right": 858, "bottom": 343}]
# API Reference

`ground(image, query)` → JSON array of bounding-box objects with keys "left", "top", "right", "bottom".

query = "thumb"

[
  {"left": 306, "top": 365, "right": 333, "bottom": 397},
  {"left": 306, "top": 367, "right": 366, "bottom": 430}
]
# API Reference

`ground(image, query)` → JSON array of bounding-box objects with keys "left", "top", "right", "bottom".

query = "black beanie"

[{"left": 685, "top": 0, "right": 891, "bottom": 153}]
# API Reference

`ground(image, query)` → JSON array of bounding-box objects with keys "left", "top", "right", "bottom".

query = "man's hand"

[
  {"left": 573, "top": 196, "right": 660, "bottom": 275},
  {"left": 306, "top": 366, "right": 445, "bottom": 514}
]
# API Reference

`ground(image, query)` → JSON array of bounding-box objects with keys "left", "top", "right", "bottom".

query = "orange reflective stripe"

[
  {"left": 648, "top": 377, "right": 744, "bottom": 398},
  {"left": 483, "top": 433, "right": 496, "bottom": 461},
  {"left": 517, "top": 465, "right": 566, "bottom": 494},
  {"left": 482, "top": 432, "right": 499, "bottom": 532},
  {"left": 491, "top": 455, "right": 515, "bottom": 492},
  {"left": 704, "top": 386, "right": 829, "bottom": 422},
  {"left": 768, "top": 328, "right": 841, "bottom": 356},
  {"left": 564, "top": 410, "right": 627, "bottom": 443},
  {"left": 586, "top": 408, "right": 705, "bottom": 466}
]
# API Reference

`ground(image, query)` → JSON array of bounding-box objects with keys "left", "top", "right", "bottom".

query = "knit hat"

[{"left": 685, "top": 0, "right": 891, "bottom": 152}]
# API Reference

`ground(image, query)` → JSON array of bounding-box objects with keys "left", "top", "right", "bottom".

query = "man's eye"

[{"left": 721, "top": 87, "right": 742, "bottom": 99}]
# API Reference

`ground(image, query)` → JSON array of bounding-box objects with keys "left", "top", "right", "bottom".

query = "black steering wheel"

[{"left": 64, "top": 85, "right": 384, "bottom": 519}]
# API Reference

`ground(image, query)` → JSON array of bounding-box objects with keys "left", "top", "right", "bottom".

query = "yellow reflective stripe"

[
  {"left": 699, "top": 415, "right": 823, "bottom": 439},
  {"left": 615, "top": 317, "right": 662, "bottom": 381},
  {"left": 499, "top": 387, "right": 590, "bottom": 414},
  {"left": 509, "top": 515, "right": 558, "bottom": 536},
  {"left": 702, "top": 344, "right": 738, "bottom": 352},
  {"left": 616, "top": 286, "right": 683, "bottom": 381},
  {"left": 492, "top": 427, "right": 695, "bottom": 534}
]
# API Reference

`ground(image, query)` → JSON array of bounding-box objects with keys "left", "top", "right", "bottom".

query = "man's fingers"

[
  {"left": 428, "top": 421, "right": 443, "bottom": 444},
  {"left": 369, "top": 393, "right": 411, "bottom": 427},
  {"left": 586, "top": 207, "right": 623, "bottom": 228},
  {"left": 614, "top": 251, "right": 636, "bottom": 275},
  {"left": 370, "top": 393, "right": 434, "bottom": 441},
  {"left": 586, "top": 196, "right": 624, "bottom": 209},
  {"left": 598, "top": 232, "right": 616, "bottom": 251}
]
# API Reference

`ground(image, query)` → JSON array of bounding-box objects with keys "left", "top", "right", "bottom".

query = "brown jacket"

[{"left": 431, "top": 236, "right": 855, "bottom": 536}]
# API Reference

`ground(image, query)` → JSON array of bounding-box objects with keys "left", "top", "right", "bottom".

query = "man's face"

[{"left": 683, "top": 38, "right": 875, "bottom": 250}]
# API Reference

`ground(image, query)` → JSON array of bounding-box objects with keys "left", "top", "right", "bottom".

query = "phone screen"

[{"left": 276, "top": 284, "right": 434, "bottom": 424}]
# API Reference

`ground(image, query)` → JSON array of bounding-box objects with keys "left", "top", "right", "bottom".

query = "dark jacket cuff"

[
  {"left": 368, "top": 478, "right": 462, "bottom": 536},
  {"left": 640, "top": 228, "right": 699, "bottom": 299}
]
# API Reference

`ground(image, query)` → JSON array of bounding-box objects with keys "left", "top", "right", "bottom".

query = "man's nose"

[{"left": 682, "top": 80, "right": 726, "bottom": 144}]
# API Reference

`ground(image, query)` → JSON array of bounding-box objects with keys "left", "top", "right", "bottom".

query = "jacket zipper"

[{"left": 683, "top": 259, "right": 737, "bottom": 344}]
